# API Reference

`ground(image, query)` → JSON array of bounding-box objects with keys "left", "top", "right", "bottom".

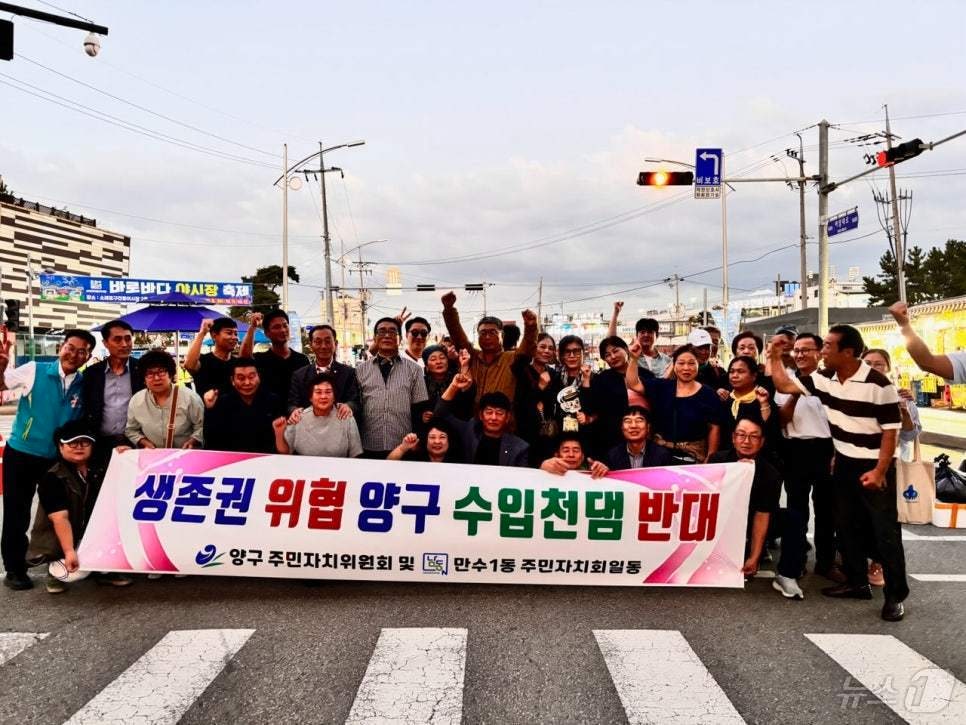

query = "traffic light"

[
  {"left": 4, "top": 299, "right": 21, "bottom": 331},
  {"left": 875, "top": 138, "right": 924, "bottom": 167},
  {"left": 0, "top": 20, "right": 12, "bottom": 62},
  {"left": 637, "top": 170, "right": 694, "bottom": 187}
]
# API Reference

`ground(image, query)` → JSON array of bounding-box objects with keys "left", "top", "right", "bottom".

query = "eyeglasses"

[
  {"left": 408, "top": 329, "right": 429, "bottom": 338},
  {"left": 734, "top": 432, "right": 762, "bottom": 441},
  {"left": 375, "top": 328, "right": 399, "bottom": 337},
  {"left": 63, "top": 439, "right": 93, "bottom": 449},
  {"left": 144, "top": 369, "right": 169, "bottom": 378},
  {"left": 63, "top": 344, "right": 90, "bottom": 358},
  {"left": 562, "top": 348, "right": 582, "bottom": 356}
]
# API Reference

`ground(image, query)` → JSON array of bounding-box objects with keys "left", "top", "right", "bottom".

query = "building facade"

[{"left": 0, "top": 194, "right": 130, "bottom": 333}]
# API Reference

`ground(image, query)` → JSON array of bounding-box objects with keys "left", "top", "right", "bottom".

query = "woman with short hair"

[
  {"left": 274, "top": 374, "right": 363, "bottom": 457},
  {"left": 125, "top": 349, "right": 204, "bottom": 449}
]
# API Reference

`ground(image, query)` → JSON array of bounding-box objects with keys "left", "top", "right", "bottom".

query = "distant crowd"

[{"left": 1, "top": 293, "right": 962, "bottom": 619}]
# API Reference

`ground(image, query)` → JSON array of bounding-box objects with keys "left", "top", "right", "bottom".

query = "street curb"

[{"left": 921, "top": 431, "right": 966, "bottom": 451}]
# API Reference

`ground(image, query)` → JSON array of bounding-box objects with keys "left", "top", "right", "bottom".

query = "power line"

[
  {"left": 16, "top": 54, "right": 278, "bottom": 158},
  {"left": 15, "top": 17, "right": 316, "bottom": 144},
  {"left": 0, "top": 74, "right": 278, "bottom": 169}
]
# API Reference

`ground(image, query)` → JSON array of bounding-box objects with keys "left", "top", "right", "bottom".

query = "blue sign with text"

[
  {"left": 827, "top": 209, "right": 859, "bottom": 237},
  {"left": 38, "top": 275, "right": 252, "bottom": 305},
  {"left": 695, "top": 148, "right": 723, "bottom": 187}
]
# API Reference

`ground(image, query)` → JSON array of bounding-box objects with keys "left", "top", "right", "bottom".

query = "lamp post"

[{"left": 273, "top": 140, "right": 365, "bottom": 322}]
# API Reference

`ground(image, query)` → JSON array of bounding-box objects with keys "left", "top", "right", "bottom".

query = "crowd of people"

[{"left": 1, "top": 294, "right": 961, "bottom": 614}]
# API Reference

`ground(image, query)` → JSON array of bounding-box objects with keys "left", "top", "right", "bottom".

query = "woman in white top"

[{"left": 274, "top": 374, "right": 362, "bottom": 458}]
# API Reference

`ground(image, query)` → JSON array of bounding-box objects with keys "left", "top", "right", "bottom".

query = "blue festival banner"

[{"left": 39, "top": 275, "right": 252, "bottom": 305}]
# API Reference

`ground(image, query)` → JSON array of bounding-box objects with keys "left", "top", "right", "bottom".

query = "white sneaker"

[
  {"left": 147, "top": 573, "right": 163, "bottom": 580},
  {"left": 773, "top": 575, "right": 805, "bottom": 600}
]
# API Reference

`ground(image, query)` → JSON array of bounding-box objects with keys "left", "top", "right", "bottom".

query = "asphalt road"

[{"left": 0, "top": 527, "right": 964, "bottom": 724}]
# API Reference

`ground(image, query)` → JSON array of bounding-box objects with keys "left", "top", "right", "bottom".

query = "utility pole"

[
  {"left": 665, "top": 274, "right": 682, "bottom": 318},
  {"left": 319, "top": 142, "right": 335, "bottom": 323},
  {"left": 537, "top": 277, "right": 543, "bottom": 330},
  {"left": 702, "top": 287, "right": 708, "bottom": 326},
  {"left": 720, "top": 154, "right": 729, "bottom": 309},
  {"left": 790, "top": 133, "right": 808, "bottom": 309},
  {"left": 25, "top": 251, "right": 35, "bottom": 359},
  {"left": 817, "top": 120, "right": 830, "bottom": 335},
  {"left": 884, "top": 105, "right": 906, "bottom": 303},
  {"left": 281, "top": 143, "right": 289, "bottom": 312}
]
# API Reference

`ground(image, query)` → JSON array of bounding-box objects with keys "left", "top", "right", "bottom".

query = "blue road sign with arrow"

[{"left": 695, "top": 148, "right": 722, "bottom": 199}]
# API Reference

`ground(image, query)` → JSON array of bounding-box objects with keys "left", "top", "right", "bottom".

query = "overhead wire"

[
  {"left": 0, "top": 74, "right": 278, "bottom": 169},
  {"left": 16, "top": 54, "right": 278, "bottom": 157}
]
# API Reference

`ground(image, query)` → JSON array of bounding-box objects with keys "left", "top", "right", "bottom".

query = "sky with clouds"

[{"left": 3, "top": 0, "right": 965, "bottom": 330}]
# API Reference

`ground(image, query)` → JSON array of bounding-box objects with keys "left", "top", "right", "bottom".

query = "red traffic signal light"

[
  {"left": 876, "top": 138, "right": 924, "bottom": 167},
  {"left": 637, "top": 170, "right": 694, "bottom": 187}
]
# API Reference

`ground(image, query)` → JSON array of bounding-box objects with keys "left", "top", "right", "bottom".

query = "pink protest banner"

[{"left": 78, "top": 450, "right": 755, "bottom": 587}]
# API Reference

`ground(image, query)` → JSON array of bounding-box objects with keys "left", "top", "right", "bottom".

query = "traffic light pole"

[
  {"left": 817, "top": 121, "right": 830, "bottom": 335},
  {"left": 817, "top": 121, "right": 966, "bottom": 334}
]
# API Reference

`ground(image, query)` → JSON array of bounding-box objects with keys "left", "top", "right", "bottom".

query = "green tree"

[
  {"left": 228, "top": 265, "right": 299, "bottom": 318},
  {"left": 862, "top": 245, "right": 929, "bottom": 306},
  {"left": 921, "top": 239, "right": 966, "bottom": 300}
]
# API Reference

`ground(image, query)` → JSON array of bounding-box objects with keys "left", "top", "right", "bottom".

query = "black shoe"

[
  {"left": 4, "top": 572, "right": 34, "bottom": 590},
  {"left": 815, "top": 564, "right": 848, "bottom": 584},
  {"left": 882, "top": 600, "right": 905, "bottom": 622},
  {"left": 821, "top": 583, "right": 873, "bottom": 599}
]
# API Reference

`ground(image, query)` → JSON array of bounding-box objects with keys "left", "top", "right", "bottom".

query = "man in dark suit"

[
  {"left": 287, "top": 324, "right": 360, "bottom": 418},
  {"left": 83, "top": 319, "right": 144, "bottom": 466},
  {"left": 605, "top": 406, "right": 674, "bottom": 470}
]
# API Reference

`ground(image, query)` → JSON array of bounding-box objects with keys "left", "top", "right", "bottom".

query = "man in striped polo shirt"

[{"left": 769, "top": 324, "right": 907, "bottom": 622}]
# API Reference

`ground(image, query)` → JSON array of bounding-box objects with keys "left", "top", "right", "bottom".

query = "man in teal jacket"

[{"left": 0, "top": 328, "right": 94, "bottom": 590}]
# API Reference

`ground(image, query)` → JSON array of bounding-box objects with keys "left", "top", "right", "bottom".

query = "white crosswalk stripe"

[
  {"left": 0, "top": 632, "right": 48, "bottom": 666},
  {"left": 346, "top": 627, "right": 467, "bottom": 725},
  {"left": 64, "top": 628, "right": 254, "bottom": 725},
  {"left": 910, "top": 574, "right": 966, "bottom": 582},
  {"left": 4, "top": 625, "right": 966, "bottom": 723},
  {"left": 806, "top": 633, "right": 966, "bottom": 724},
  {"left": 594, "top": 629, "right": 744, "bottom": 724}
]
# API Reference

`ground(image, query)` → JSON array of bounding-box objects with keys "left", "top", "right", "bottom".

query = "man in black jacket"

[
  {"left": 83, "top": 319, "right": 144, "bottom": 466},
  {"left": 204, "top": 359, "right": 286, "bottom": 453},
  {"left": 287, "top": 325, "right": 360, "bottom": 418},
  {"left": 606, "top": 407, "right": 675, "bottom": 470}
]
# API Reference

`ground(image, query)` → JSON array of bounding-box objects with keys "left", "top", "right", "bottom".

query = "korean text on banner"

[{"left": 78, "top": 451, "right": 755, "bottom": 588}]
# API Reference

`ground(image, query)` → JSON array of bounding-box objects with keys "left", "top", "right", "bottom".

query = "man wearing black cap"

[{"left": 28, "top": 420, "right": 133, "bottom": 593}]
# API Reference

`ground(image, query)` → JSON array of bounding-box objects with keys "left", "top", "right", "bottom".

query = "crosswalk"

[{"left": 2, "top": 627, "right": 965, "bottom": 724}]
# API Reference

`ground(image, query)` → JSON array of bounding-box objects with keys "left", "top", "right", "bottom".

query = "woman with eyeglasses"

[
  {"left": 28, "top": 420, "right": 133, "bottom": 593},
  {"left": 513, "top": 333, "right": 572, "bottom": 464},
  {"left": 125, "top": 349, "right": 204, "bottom": 449}
]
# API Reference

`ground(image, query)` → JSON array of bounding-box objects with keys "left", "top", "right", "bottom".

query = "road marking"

[
  {"left": 910, "top": 574, "right": 966, "bottom": 582},
  {"left": 594, "top": 629, "right": 744, "bottom": 724},
  {"left": 346, "top": 627, "right": 467, "bottom": 725},
  {"left": 806, "top": 633, "right": 966, "bottom": 724},
  {"left": 65, "top": 628, "right": 254, "bottom": 725},
  {"left": 753, "top": 570, "right": 776, "bottom": 579},
  {"left": 0, "top": 632, "right": 48, "bottom": 666},
  {"left": 902, "top": 529, "right": 966, "bottom": 542}
]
